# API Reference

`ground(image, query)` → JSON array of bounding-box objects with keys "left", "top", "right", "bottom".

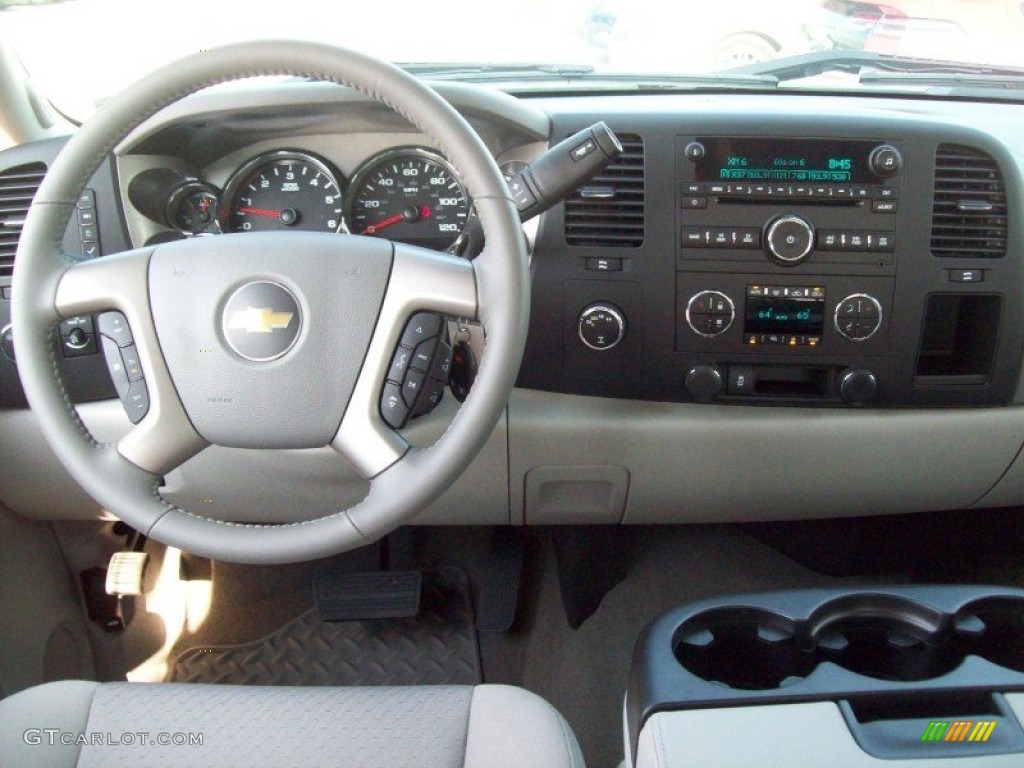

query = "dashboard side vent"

[
  {"left": 564, "top": 133, "right": 644, "bottom": 247},
  {"left": 0, "top": 162, "right": 47, "bottom": 277},
  {"left": 931, "top": 145, "right": 1007, "bottom": 258}
]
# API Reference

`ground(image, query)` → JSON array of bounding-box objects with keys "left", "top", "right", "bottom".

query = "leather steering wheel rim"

[{"left": 11, "top": 41, "right": 528, "bottom": 564}]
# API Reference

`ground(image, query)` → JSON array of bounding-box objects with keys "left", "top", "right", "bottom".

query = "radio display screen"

[
  {"left": 696, "top": 138, "right": 877, "bottom": 183},
  {"left": 745, "top": 287, "right": 826, "bottom": 336}
]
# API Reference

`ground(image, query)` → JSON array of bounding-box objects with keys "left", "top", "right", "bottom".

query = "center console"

[
  {"left": 520, "top": 114, "right": 1023, "bottom": 409},
  {"left": 626, "top": 586, "right": 1024, "bottom": 767}
]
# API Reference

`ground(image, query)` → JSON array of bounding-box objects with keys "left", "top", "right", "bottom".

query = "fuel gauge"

[{"left": 168, "top": 182, "right": 221, "bottom": 235}]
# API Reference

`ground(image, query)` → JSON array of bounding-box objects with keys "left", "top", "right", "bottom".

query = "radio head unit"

[{"left": 694, "top": 137, "right": 880, "bottom": 184}]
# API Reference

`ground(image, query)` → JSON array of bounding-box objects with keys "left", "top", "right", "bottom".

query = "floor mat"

[{"left": 168, "top": 567, "right": 480, "bottom": 686}]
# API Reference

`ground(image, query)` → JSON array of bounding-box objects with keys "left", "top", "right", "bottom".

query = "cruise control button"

[
  {"left": 401, "top": 370, "right": 426, "bottom": 409},
  {"left": 387, "top": 346, "right": 412, "bottom": 383},
  {"left": 97, "top": 311, "right": 133, "bottom": 347},
  {"left": 77, "top": 189, "right": 96, "bottom": 209},
  {"left": 124, "top": 379, "right": 150, "bottom": 424},
  {"left": 380, "top": 381, "right": 409, "bottom": 429},
  {"left": 399, "top": 312, "right": 442, "bottom": 348},
  {"left": 77, "top": 208, "right": 96, "bottom": 226},
  {"left": 411, "top": 338, "right": 437, "bottom": 373},
  {"left": 120, "top": 344, "right": 143, "bottom": 382},
  {"left": 101, "top": 336, "right": 130, "bottom": 398}
]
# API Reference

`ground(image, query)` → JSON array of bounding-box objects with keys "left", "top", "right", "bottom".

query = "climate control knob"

[
  {"left": 686, "top": 364, "right": 725, "bottom": 403},
  {"left": 765, "top": 215, "right": 814, "bottom": 266},
  {"left": 834, "top": 294, "right": 882, "bottom": 341},
  {"left": 578, "top": 303, "right": 625, "bottom": 351},
  {"left": 839, "top": 368, "right": 878, "bottom": 405}
]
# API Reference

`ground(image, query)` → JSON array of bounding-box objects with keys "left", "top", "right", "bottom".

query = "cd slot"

[{"left": 714, "top": 196, "right": 861, "bottom": 207}]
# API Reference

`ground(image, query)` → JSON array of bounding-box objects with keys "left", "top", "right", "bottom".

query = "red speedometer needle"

[
  {"left": 361, "top": 213, "right": 405, "bottom": 235},
  {"left": 238, "top": 206, "right": 281, "bottom": 218}
]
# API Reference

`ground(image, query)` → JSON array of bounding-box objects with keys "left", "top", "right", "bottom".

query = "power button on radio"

[{"left": 765, "top": 215, "right": 814, "bottom": 266}]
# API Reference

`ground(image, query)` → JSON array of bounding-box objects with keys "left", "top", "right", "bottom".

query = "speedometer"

[
  {"left": 347, "top": 148, "right": 471, "bottom": 251},
  {"left": 224, "top": 151, "right": 344, "bottom": 234}
]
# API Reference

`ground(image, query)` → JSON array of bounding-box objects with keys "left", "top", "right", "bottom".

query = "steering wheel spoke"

[
  {"left": 55, "top": 251, "right": 207, "bottom": 475},
  {"left": 332, "top": 243, "right": 477, "bottom": 479}
]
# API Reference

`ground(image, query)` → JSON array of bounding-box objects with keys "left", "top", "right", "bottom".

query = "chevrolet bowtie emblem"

[{"left": 227, "top": 307, "right": 294, "bottom": 334}]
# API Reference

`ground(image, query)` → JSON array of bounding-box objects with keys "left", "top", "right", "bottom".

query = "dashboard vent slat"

[
  {"left": 930, "top": 145, "right": 1007, "bottom": 259},
  {"left": 565, "top": 134, "right": 644, "bottom": 248},
  {"left": 0, "top": 162, "right": 47, "bottom": 277}
]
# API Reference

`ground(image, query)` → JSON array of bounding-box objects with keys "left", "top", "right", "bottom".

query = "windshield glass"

[{"left": 2, "top": 0, "right": 1022, "bottom": 119}]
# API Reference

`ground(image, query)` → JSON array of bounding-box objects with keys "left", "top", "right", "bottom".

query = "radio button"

[
  {"left": 681, "top": 183, "right": 704, "bottom": 194},
  {"left": 848, "top": 232, "right": 869, "bottom": 251},
  {"left": 681, "top": 227, "right": 707, "bottom": 247},
  {"left": 710, "top": 229, "right": 731, "bottom": 248},
  {"left": 709, "top": 183, "right": 728, "bottom": 195},
  {"left": 852, "top": 186, "right": 871, "bottom": 198},
  {"left": 874, "top": 187, "right": 899, "bottom": 199},
  {"left": 765, "top": 215, "right": 814, "bottom": 265},
  {"left": 738, "top": 228, "right": 760, "bottom": 248},
  {"left": 682, "top": 196, "right": 708, "bottom": 209},
  {"left": 770, "top": 185, "right": 790, "bottom": 196},
  {"left": 870, "top": 232, "right": 896, "bottom": 252},
  {"left": 871, "top": 200, "right": 898, "bottom": 214}
]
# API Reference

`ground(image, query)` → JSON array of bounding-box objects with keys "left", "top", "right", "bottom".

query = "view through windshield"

[{"left": 1, "top": 0, "right": 1022, "bottom": 119}]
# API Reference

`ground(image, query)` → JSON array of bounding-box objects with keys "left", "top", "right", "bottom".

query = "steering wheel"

[{"left": 11, "top": 41, "right": 528, "bottom": 564}]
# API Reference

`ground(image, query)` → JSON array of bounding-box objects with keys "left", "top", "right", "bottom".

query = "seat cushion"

[{"left": 0, "top": 681, "right": 584, "bottom": 768}]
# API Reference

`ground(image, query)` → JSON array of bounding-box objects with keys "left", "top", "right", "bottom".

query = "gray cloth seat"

[{"left": 0, "top": 681, "right": 585, "bottom": 767}]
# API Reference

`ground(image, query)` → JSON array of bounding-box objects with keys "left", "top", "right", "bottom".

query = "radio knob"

[
  {"left": 869, "top": 144, "right": 902, "bottom": 177},
  {"left": 578, "top": 303, "right": 625, "bottom": 351},
  {"left": 764, "top": 215, "right": 814, "bottom": 266},
  {"left": 686, "top": 364, "right": 725, "bottom": 403},
  {"left": 839, "top": 368, "right": 878, "bottom": 405}
]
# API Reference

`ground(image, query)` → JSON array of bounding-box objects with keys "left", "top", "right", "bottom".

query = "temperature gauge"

[{"left": 167, "top": 182, "right": 221, "bottom": 235}]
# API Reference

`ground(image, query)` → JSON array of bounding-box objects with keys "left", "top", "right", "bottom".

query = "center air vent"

[
  {"left": 931, "top": 145, "right": 1007, "bottom": 258},
  {"left": 0, "top": 162, "right": 47, "bottom": 277},
  {"left": 565, "top": 134, "right": 644, "bottom": 247}
]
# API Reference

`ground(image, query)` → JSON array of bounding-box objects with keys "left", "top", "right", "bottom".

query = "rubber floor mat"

[{"left": 168, "top": 567, "right": 480, "bottom": 686}]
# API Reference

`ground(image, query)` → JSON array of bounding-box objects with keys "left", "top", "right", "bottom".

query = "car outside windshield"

[{"left": 0, "top": 0, "right": 1022, "bottom": 120}]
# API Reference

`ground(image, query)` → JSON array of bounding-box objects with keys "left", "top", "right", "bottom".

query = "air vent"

[
  {"left": 0, "top": 162, "right": 47, "bottom": 277},
  {"left": 565, "top": 134, "right": 644, "bottom": 247},
  {"left": 931, "top": 145, "right": 1007, "bottom": 258}
]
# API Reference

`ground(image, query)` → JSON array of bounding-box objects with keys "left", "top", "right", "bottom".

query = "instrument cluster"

[{"left": 129, "top": 146, "right": 472, "bottom": 252}]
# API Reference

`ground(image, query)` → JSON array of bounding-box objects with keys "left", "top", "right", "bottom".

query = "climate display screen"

[
  {"left": 745, "top": 290, "right": 826, "bottom": 336},
  {"left": 696, "top": 137, "right": 877, "bottom": 183}
]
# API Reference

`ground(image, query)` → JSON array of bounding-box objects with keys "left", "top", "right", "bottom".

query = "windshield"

[{"left": 1, "top": 0, "right": 1022, "bottom": 119}]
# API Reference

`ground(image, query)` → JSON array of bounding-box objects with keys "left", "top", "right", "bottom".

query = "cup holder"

[{"left": 673, "top": 594, "right": 1024, "bottom": 690}]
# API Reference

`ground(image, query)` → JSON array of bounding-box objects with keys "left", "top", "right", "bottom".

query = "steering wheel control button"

[
  {"left": 381, "top": 312, "right": 452, "bottom": 428},
  {"left": 578, "top": 304, "right": 626, "bottom": 351},
  {"left": 834, "top": 294, "right": 882, "bottom": 341},
  {"left": 685, "top": 291, "right": 735, "bottom": 338},
  {"left": 411, "top": 339, "right": 437, "bottom": 372},
  {"left": 401, "top": 370, "right": 426, "bottom": 409},
  {"left": 388, "top": 347, "right": 412, "bottom": 382},
  {"left": 100, "top": 337, "right": 131, "bottom": 398},
  {"left": 765, "top": 215, "right": 814, "bottom": 265},
  {"left": 399, "top": 312, "right": 442, "bottom": 348},
  {"left": 59, "top": 315, "right": 94, "bottom": 336},
  {"left": 0, "top": 324, "right": 14, "bottom": 362},
  {"left": 120, "top": 345, "right": 144, "bottom": 382},
  {"left": 380, "top": 381, "right": 410, "bottom": 429},
  {"left": 61, "top": 327, "right": 97, "bottom": 358},
  {"left": 124, "top": 380, "right": 150, "bottom": 424},
  {"left": 222, "top": 281, "right": 301, "bottom": 362},
  {"left": 97, "top": 311, "right": 134, "bottom": 347}
]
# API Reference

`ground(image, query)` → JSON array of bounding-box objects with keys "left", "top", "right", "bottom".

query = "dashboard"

[{"left": 2, "top": 81, "right": 1024, "bottom": 528}]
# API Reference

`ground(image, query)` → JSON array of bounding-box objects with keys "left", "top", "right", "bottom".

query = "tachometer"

[
  {"left": 347, "top": 148, "right": 471, "bottom": 251},
  {"left": 224, "top": 151, "right": 345, "bottom": 233}
]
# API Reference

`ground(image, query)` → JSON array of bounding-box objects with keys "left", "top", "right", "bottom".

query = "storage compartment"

[
  {"left": 915, "top": 293, "right": 1001, "bottom": 382},
  {"left": 628, "top": 586, "right": 1024, "bottom": 764}
]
